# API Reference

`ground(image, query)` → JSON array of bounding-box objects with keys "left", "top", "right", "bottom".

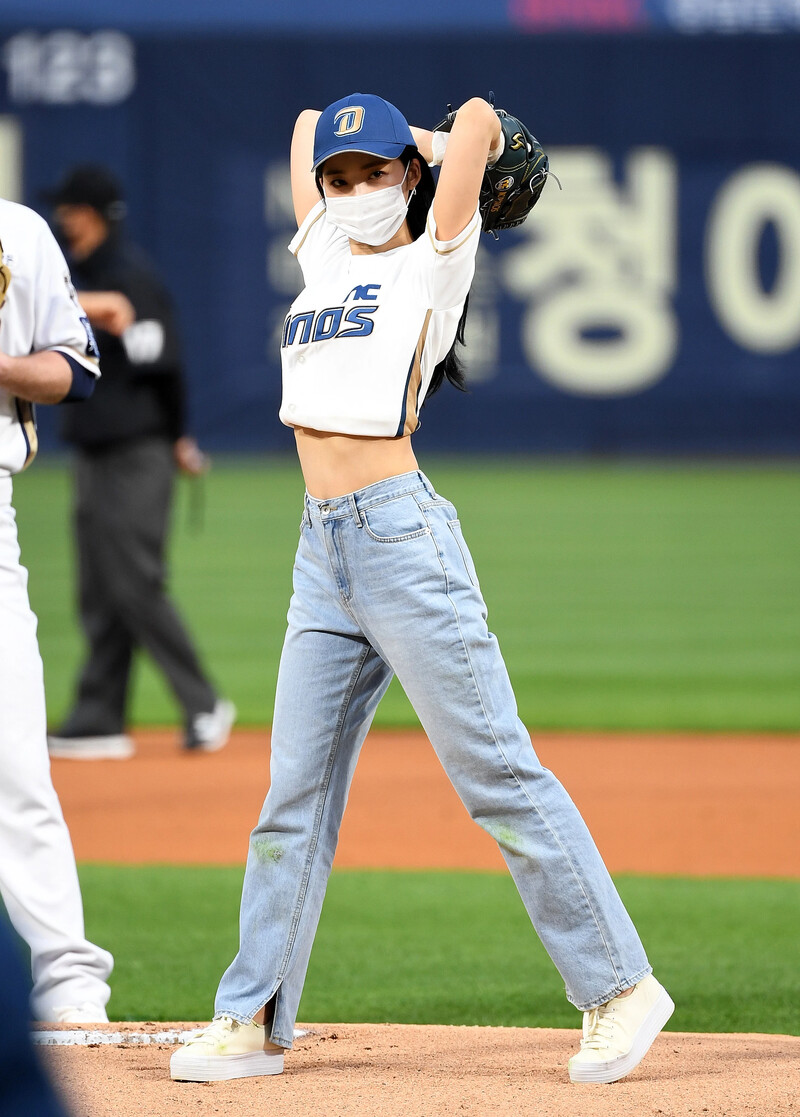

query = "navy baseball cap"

[{"left": 313, "top": 93, "right": 416, "bottom": 172}]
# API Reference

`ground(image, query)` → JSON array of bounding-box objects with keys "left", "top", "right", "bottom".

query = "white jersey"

[
  {"left": 0, "top": 199, "right": 100, "bottom": 476},
  {"left": 280, "top": 200, "right": 481, "bottom": 437}
]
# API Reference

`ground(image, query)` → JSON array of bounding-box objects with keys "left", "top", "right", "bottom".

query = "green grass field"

[
  {"left": 12, "top": 455, "right": 800, "bottom": 730},
  {"left": 11, "top": 457, "right": 799, "bottom": 1034},
  {"left": 79, "top": 865, "right": 800, "bottom": 1034}
]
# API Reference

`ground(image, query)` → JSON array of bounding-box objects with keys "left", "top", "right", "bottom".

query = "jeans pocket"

[
  {"left": 447, "top": 518, "right": 481, "bottom": 588},
  {"left": 362, "top": 493, "right": 431, "bottom": 543}
]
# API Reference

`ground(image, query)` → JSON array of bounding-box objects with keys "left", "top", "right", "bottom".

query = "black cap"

[{"left": 41, "top": 164, "right": 127, "bottom": 221}]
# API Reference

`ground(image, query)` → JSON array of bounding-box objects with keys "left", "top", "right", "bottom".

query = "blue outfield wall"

[
  {"left": 4, "top": 0, "right": 800, "bottom": 33},
  {"left": 1, "top": 31, "right": 800, "bottom": 454}
]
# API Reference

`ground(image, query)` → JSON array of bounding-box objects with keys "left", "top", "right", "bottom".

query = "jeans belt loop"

[{"left": 349, "top": 494, "right": 363, "bottom": 528}]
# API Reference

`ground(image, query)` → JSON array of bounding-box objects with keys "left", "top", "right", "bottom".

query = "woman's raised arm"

[
  {"left": 290, "top": 109, "right": 322, "bottom": 227},
  {"left": 431, "top": 97, "right": 501, "bottom": 242},
  {"left": 409, "top": 127, "right": 434, "bottom": 166}
]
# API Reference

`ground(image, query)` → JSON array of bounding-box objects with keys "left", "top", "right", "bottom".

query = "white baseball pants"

[{"left": 0, "top": 476, "right": 113, "bottom": 1019}]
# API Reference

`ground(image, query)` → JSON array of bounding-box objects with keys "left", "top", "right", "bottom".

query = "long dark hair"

[{"left": 315, "top": 146, "right": 470, "bottom": 401}]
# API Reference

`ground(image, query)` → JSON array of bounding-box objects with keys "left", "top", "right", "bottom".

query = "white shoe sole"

[
  {"left": 186, "top": 701, "right": 236, "bottom": 753},
  {"left": 170, "top": 1049, "right": 284, "bottom": 1082},
  {"left": 568, "top": 987, "right": 675, "bottom": 1084},
  {"left": 47, "top": 736, "right": 135, "bottom": 760}
]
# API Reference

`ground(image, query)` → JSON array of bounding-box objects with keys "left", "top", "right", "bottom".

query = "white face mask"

[{"left": 323, "top": 165, "right": 414, "bottom": 246}]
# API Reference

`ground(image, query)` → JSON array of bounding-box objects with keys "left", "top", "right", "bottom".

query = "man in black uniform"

[{"left": 43, "top": 165, "right": 234, "bottom": 759}]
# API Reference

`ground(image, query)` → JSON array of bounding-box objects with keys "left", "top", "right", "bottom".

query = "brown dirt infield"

[
  {"left": 51, "top": 728, "right": 800, "bottom": 877},
  {"left": 43, "top": 729, "right": 800, "bottom": 1116},
  {"left": 40, "top": 1021, "right": 800, "bottom": 1117}
]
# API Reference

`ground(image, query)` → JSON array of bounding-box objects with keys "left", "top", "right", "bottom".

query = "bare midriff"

[{"left": 293, "top": 427, "right": 419, "bottom": 500}]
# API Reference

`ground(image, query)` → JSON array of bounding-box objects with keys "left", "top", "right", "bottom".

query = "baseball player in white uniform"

[{"left": 0, "top": 197, "right": 113, "bottom": 1022}]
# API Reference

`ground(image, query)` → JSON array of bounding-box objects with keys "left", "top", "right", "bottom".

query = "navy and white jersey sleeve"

[
  {"left": 32, "top": 215, "right": 100, "bottom": 375},
  {"left": 415, "top": 205, "right": 482, "bottom": 311},
  {"left": 288, "top": 200, "right": 350, "bottom": 284},
  {"left": 0, "top": 199, "right": 101, "bottom": 475}
]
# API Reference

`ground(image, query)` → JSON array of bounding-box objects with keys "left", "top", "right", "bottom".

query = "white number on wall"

[{"left": 2, "top": 31, "right": 136, "bottom": 105}]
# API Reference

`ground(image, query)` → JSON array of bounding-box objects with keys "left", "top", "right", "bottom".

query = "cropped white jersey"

[
  {"left": 280, "top": 200, "right": 481, "bottom": 437},
  {"left": 0, "top": 199, "right": 100, "bottom": 476}
]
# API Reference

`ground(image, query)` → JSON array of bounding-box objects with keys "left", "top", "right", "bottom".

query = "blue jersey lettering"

[
  {"left": 286, "top": 311, "right": 314, "bottom": 346},
  {"left": 282, "top": 304, "right": 379, "bottom": 347},
  {"left": 337, "top": 306, "right": 377, "bottom": 338},
  {"left": 312, "top": 307, "right": 344, "bottom": 342},
  {"left": 344, "top": 284, "right": 381, "bottom": 302}
]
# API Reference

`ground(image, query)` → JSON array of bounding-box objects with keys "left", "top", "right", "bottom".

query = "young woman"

[{"left": 170, "top": 93, "right": 673, "bottom": 1086}]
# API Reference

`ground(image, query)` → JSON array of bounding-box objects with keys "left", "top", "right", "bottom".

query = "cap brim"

[{"left": 312, "top": 141, "right": 411, "bottom": 173}]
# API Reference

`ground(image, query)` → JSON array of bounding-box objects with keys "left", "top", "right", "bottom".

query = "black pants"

[{"left": 59, "top": 437, "right": 216, "bottom": 736}]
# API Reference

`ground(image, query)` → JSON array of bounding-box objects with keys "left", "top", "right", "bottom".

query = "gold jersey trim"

[
  {"left": 426, "top": 211, "right": 480, "bottom": 256},
  {"left": 291, "top": 207, "right": 326, "bottom": 258},
  {"left": 0, "top": 235, "right": 11, "bottom": 310},
  {"left": 399, "top": 309, "right": 432, "bottom": 437},
  {"left": 13, "top": 397, "right": 38, "bottom": 471},
  {"left": 50, "top": 343, "right": 100, "bottom": 375}
]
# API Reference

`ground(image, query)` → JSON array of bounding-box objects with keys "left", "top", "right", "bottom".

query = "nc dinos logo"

[{"left": 334, "top": 106, "right": 365, "bottom": 137}]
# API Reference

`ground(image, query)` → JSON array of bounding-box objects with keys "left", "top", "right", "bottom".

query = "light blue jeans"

[{"left": 216, "top": 471, "right": 650, "bottom": 1047}]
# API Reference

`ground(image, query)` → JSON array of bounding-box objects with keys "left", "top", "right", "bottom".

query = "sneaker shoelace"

[
  {"left": 580, "top": 1003, "right": 617, "bottom": 1051},
  {"left": 185, "top": 1016, "right": 238, "bottom": 1046}
]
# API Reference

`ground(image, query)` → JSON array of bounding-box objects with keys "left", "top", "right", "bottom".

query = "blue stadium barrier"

[{"left": 1, "top": 31, "right": 799, "bottom": 453}]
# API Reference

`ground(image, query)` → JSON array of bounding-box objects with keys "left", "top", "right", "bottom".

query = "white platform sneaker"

[
  {"left": 568, "top": 974, "right": 675, "bottom": 1084},
  {"left": 170, "top": 1016, "right": 284, "bottom": 1081}
]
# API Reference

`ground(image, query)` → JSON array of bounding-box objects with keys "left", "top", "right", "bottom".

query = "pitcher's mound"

[{"left": 41, "top": 1021, "right": 798, "bottom": 1117}]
